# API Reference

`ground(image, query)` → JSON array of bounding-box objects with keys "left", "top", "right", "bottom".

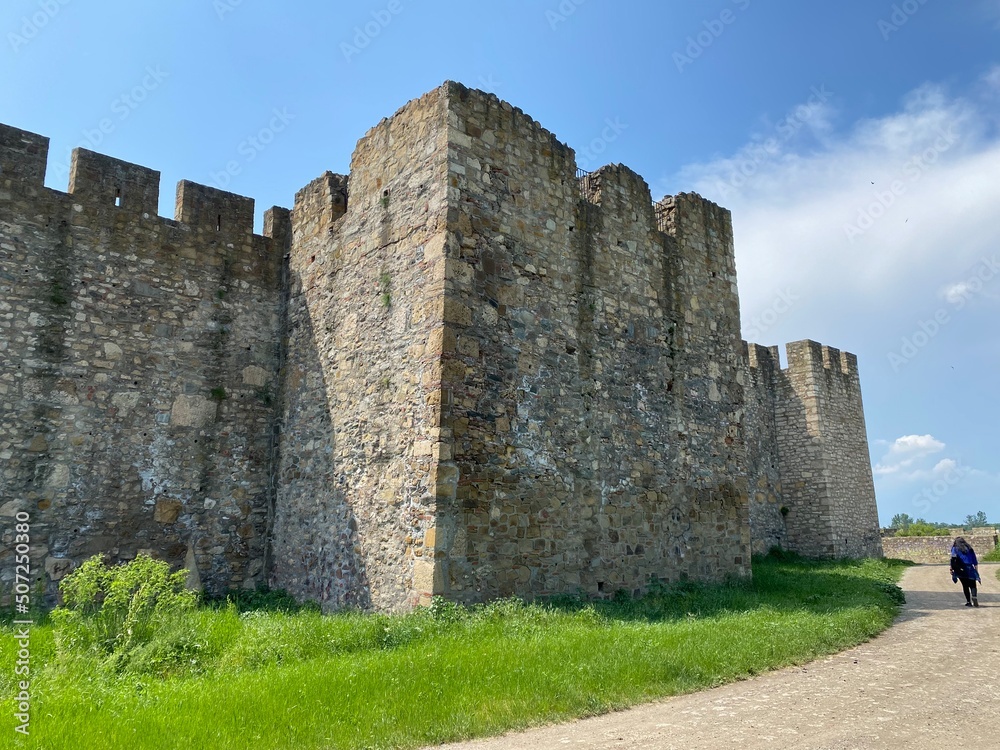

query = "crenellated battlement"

[
  {"left": 781, "top": 338, "right": 860, "bottom": 380},
  {"left": 175, "top": 180, "right": 255, "bottom": 238},
  {"left": 743, "top": 341, "right": 780, "bottom": 373},
  {"left": 0, "top": 123, "right": 48, "bottom": 185},
  {"left": 0, "top": 122, "right": 285, "bottom": 246},
  {"left": 69, "top": 148, "right": 160, "bottom": 216},
  {"left": 290, "top": 171, "right": 349, "bottom": 244}
]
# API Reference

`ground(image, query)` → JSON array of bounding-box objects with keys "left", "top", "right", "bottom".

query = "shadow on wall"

[{"left": 269, "top": 304, "right": 372, "bottom": 610}]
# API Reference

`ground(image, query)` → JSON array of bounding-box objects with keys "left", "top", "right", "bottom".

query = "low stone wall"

[{"left": 882, "top": 533, "right": 998, "bottom": 563}]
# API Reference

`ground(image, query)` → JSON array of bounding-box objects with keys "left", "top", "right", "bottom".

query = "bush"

[
  {"left": 51, "top": 554, "right": 197, "bottom": 669},
  {"left": 204, "top": 585, "right": 321, "bottom": 614},
  {"left": 893, "top": 521, "right": 949, "bottom": 537},
  {"left": 981, "top": 545, "right": 1000, "bottom": 563}
]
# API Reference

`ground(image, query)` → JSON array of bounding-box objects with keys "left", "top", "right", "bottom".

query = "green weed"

[{"left": 0, "top": 557, "right": 908, "bottom": 750}]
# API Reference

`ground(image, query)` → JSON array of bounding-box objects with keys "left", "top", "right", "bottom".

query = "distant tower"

[{"left": 744, "top": 339, "right": 882, "bottom": 558}]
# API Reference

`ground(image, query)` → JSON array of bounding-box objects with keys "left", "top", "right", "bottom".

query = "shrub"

[
  {"left": 51, "top": 554, "right": 197, "bottom": 669},
  {"left": 204, "top": 585, "right": 321, "bottom": 614},
  {"left": 981, "top": 545, "right": 1000, "bottom": 563}
]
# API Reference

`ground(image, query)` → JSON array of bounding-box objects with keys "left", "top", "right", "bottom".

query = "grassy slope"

[{"left": 0, "top": 557, "right": 908, "bottom": 750}]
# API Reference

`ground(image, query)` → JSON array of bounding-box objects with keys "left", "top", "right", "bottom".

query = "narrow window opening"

[
  {"left": 114, "top": 188, "right": 122, "bottom": 207},
  {"left": 217, "top": 214, "right": 222, "bottom": 231}
]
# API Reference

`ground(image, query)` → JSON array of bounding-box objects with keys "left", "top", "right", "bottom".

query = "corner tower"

[
  {"left": 771, "top": 340, "right": 882, "bottom": 558},
  {"left": 271, "top": 83, "right": 752, "bottom": 610}
]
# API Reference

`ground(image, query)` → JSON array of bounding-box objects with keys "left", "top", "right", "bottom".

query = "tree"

[
  {"left": 890, "top": 513, "right": 914, "bottom": 530},
  {"left": 965, "top": 511, "right": 989, "bottom": 527}
]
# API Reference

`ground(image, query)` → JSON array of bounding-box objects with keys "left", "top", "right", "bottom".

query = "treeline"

[{"left": 888, "top": 511, "right": 995, "bottom": 537}]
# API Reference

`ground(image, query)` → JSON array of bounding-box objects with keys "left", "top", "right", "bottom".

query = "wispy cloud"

[
  {"left": 874, "top": 434, "right": 946, "bottom": 477},
  {"left": 663, "top": 72, "right": 1000, "bottom": 344}
]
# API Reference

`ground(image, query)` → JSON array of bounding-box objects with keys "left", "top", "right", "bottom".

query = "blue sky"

[{"left": 4, "top": 0, "right": 998, "bottom": 526}]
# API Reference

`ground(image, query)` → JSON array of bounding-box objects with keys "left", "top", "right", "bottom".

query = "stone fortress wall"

[
  {"left": 0, "top": 125, "right": 287, "bottom": 593},
  {"left": 0, "top": 82, "right": 882, "bottom": 610}
]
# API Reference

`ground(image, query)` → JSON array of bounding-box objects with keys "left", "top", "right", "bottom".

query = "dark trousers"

[{"left": 960, "top": 577, "right": 978, "bottom": 603}]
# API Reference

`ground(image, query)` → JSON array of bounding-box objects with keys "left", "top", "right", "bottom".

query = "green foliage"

[
  {"left": 209, "top": 386, "right": 228, "bottom": 402},
  {"left": 50, "top": 279, "right": 69, "bottom": 306},
  {"left": 2, "top": 557, "right": 908, "bottom": 749},
  {"left": 890, "top": 512, "right": 914, "bottom": 530},
  {"left": 254, "top": 384, "right": 273, "bottom": 406},
  {"left": 427, "top": 595, "right": 466, "bottom": 624},
  {"left": 379, "top": 270, "right": 392, "bottom": 308},
  {"left": 761, "top": 546, "right": 802, "bottom": 562},
  {"left": 981, "top": 545, "right": 1000, "bottom": 562},
  {"left": 50, "top": 554, "right": 197, "bottom": 670},
  {"left": 893, "top": 519, "right": 953, "bottom": 536},
  {"left": 964, "top": 510, "right": 989, "bottom": 527},
  {"left": 204, "top": 585, "right": 320, "bottom": 615}
]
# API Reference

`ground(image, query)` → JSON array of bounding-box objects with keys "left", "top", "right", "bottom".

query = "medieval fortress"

[{"left": 0, "top": 83, "right": 882, "bottom": 611}]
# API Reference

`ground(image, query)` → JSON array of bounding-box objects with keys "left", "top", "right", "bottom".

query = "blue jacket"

[{"left": 951, "top": 546, "right": 980, "bottom": 581}]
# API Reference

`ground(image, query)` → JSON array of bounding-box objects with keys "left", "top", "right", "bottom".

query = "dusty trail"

[{"left": 434, "top": 563, "right": 1000, "bottom": 750}]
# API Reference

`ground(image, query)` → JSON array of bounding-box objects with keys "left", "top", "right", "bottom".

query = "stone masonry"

[
  {"left": 743, "top": 342, "right": 883, "bottom": 558},
  {"left": 0, "top": 127, "right": 287, "bottom": 594},
  {"left": 881, "top": 530, "right": 997, "bottom": 564},
  {"left": 0, "top": 82, "right": 882, "bottom": 610}
]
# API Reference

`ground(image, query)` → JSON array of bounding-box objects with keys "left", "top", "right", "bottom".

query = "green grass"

[
  {"left": 0, "top": 556, "right": 908, "bottom": 750},
  {"left": 981, "top": 545, "right": 1000, "bottom": 563}
]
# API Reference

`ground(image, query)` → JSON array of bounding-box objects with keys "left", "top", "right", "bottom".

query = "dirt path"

[{"left": 436, "top": 564, "right": 999, "bottom": 750}]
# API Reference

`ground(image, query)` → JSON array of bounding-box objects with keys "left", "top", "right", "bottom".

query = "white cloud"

[
  {"left": 662, "top": 77, "right": 1000, "bottom": 346},
  {"left": 941, "top": 281, "right": 975, "bottom": 305},
  {"left": 873, "top": 434, "right": 946, "bottom": 477},
  {"left": 932, "top": 458, "right": 958, "bottom": 474},
  {"left": 888, "top": 434, "right": 945, "bottom": 456},
  {"left": 984, "top": 65, "right": 1000, "bottom": 92}
]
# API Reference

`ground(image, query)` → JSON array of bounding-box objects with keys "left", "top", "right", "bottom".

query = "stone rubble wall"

[
  {"left": 433, "top": 83, "right": 750, "bottom": 603},
  {"left": 270, "top": 87, "right": 451, "bottom": 610},
  {"left": 767, "top": 340, "right": 881, "bottom": 558},
  {"left": 0, "top": 124, "right": 287, "bottom": 596},
  {"left": 742, "top": 343, "right": 787, "bottom": 554},
  {"left": 882, "top": 533, "right": 998, "bottom": 564}
]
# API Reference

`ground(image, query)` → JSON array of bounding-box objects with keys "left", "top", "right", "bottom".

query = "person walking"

[{"left": 950, "top": 536, "right": 981, "bottom": 607}]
